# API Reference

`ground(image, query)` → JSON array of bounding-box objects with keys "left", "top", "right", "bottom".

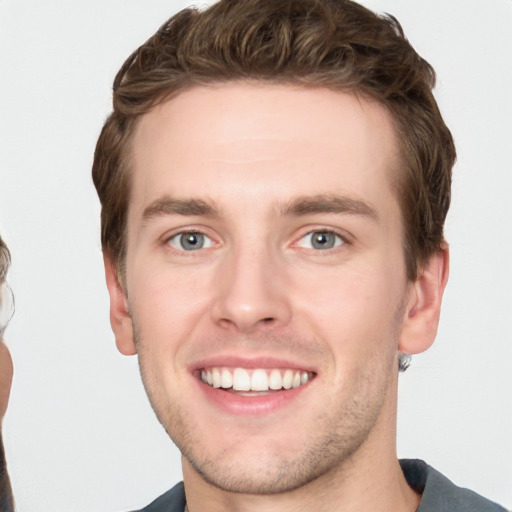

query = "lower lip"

[{"left": 196, "top": 377, "right": 312, "bottom": 416}]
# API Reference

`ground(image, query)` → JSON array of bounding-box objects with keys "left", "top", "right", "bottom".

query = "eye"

[
  {"left": 168, "top": 232, "right": 213, "bottom": 251},
  {"left": 297, "top": 231, "right": 344, "bottom": 250}
]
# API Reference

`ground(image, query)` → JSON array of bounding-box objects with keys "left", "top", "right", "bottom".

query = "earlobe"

[
  {"left": 398, "top": 244, "right": 449, "bottom": 355},
  {"left": 103, "top": 254, "right": 137, "bottom": 356}
]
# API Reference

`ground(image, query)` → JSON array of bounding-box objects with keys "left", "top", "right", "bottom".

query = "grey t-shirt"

[
  {"left": 135, "top": 459, "right": 507, "bottom": 512},
  {"left": 400, "top": 459, "right": 507, "bottom": 512}
]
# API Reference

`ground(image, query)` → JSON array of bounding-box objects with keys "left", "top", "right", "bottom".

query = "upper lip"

[{"left": 189, "top": 354, "right": 318, "bottom": 373}]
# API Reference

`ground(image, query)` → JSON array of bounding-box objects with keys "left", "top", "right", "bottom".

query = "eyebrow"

[
  {"left": 142, "top": 196, "right": 218, "bottom": 223},
  {"left": 140, "top": 193, "right": 378, "bottom": 224},
  {"left": 282, "top": 194, "right": 379, "bottom": 221}
]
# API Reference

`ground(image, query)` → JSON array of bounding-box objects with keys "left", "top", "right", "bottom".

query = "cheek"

[
  {"left": 128, "top": 263, "right": 213, "bottom": 346},
  {"left": 293, "top": 262, "right": 405, "bottom": 358}
]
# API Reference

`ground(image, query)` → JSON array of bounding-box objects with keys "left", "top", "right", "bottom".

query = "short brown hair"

[{"left": 92, "top": 0, "right": 455, "bottom": 280}]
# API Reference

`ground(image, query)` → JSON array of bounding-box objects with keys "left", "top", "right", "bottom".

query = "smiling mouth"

[{"left": 200, "top": 367, "right": 315, "bottom": 393}]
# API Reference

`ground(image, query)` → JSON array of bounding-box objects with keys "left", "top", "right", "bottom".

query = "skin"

[
  {"left": 105, "top": 83, "right": 448, "bottom": 512},
  {"left": 0, "top": 340, "right": 12, "bottom": 421}
]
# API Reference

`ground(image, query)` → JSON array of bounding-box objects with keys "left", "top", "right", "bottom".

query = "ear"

[
  {"left": 103, "top": 253, "right": 137, "bottom": 356},
  {"left": 399, "top": 244, "right": 449, "bottom": 355}
]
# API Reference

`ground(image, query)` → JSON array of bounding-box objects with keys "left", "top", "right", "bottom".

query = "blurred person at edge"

[
  {"left": 92, "top": 1, "right": 507, "bottom": 511},
  {"left": 0, "top": 236, "right": 14, "bottom": 512}
]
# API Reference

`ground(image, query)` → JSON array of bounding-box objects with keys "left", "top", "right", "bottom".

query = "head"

[
  {"left": 93, "top": 0, "right": 455, "bottom": 283},
  {"left": 0, "top": 236, "right": 13, "bottom": 418},
  {"left": 93, "top": 0, "right": 454, "bottom": 499}
]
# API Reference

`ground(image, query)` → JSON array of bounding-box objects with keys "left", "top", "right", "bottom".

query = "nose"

[{"left": 210, "top": 243, "right": 292, "bottom": 334}]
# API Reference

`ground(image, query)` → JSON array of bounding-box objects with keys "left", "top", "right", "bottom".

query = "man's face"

[{"left": 115, "top": 84, "right": 415, "bottom": 493}]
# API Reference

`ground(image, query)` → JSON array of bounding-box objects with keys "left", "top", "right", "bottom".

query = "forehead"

[{"left": 129, "top": 83, "right": 400, "bottom": 217}]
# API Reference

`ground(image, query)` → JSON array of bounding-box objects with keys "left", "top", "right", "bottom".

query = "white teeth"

[
  {"left": 232, "top": 368, "right": 251, "bottom": 391},
  {"left": 251, "top": 369, "right": 269, "bottom": 391},
  {"left": 200, "top": 367, "right": 313, "bottom": 392},
  {"left": 283, "top": 369, "right": 293, "bottom": 389},
  {"left": 269, "top": 369, "right": 283, "bottom": 390},
  {"left": 221, "top": 368, "right": 232, "bottom": 388},
  {"left": 212, "top": 368, "right": 221, "bottom": 388},
  {"left": 292, "top": 371, "right": 301, "bottom": 388}
]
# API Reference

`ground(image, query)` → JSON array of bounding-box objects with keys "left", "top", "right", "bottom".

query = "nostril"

[{"left": 262, "top": 317, "right": 274, "bottom": 323}]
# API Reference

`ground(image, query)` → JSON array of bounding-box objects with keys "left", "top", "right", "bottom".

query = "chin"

[{"left": 175, "top": 419, "right": 371, "bottom": 495}]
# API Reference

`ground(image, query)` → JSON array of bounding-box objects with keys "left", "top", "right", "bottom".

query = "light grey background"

[{"left": 0, "top": 1, "right": 511, "bottom": 511}]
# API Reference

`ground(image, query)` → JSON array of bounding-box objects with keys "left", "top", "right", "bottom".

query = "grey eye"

[
  {"left": 298, "top": 231, "right": 343, "bottom": 250},
  {"left": 168, "top": 232, "right": 212, "bottom": 251}
]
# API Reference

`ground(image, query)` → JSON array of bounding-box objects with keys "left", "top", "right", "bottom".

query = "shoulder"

[
  {"left": 130, "top": 481, "right": 186, "bottom": 512},
  {"left": 400, "top": 459, "right": 508, "bottom": 512}
]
